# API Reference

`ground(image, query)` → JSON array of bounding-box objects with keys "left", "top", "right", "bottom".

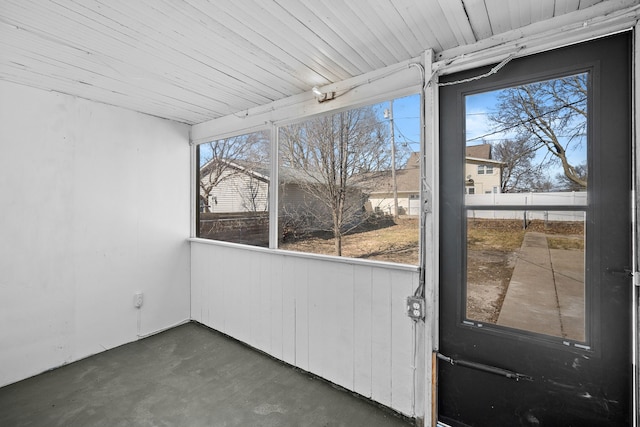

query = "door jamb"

[{"left": 632, "top": 21, "right": 639, "bottom": 427}]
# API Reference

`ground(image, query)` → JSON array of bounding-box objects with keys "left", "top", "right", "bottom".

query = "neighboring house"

[
  {"left": 277, "top": 166, "right": 324, "bottom": 214},
  {"left": 464, "top": 144, "right": 503, "bottom": 195},
  {"left": 199, "top": 159, "right": 269, "bottom": 213},
  {"left": 368, "top": 146, "right": 502, "bottom": 215},
  {"left": 200, "top": 161, "right": 367, "bottom": 232},
  {"left": 367, "top": 152, "right": 422, "bottom": 216},
  {"left": 278, "top": 166, "right": 369, "bottom": 233},
  {"left": 200, "top": 146, "right": 502, "bottom": 223}
]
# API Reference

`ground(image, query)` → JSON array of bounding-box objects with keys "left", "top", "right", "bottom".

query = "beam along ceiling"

[{"left": 0, "top": 1, "right": 635, "bottom": 125}]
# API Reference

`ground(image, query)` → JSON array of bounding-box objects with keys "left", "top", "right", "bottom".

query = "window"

[
  {"left": 278, "top": 94, "right": 420, "bottom": 264},
  {"left": 196, "top": 130, "right": 270, "bottom": 246},
  {"left": 464, "top": 72, "right": 588, "bottom": 338},
  {"left": 194, "top": 94, "right": 421, "bottom": 265},
  {"left": 477, "top": 164, "right": 493, "bottom": 175}
]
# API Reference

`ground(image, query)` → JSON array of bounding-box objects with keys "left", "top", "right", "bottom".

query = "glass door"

[{"left": 438, "top": 33, "right": 632, "bottom": 426}]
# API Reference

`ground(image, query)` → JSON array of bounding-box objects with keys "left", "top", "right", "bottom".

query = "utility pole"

[{"left": 384, "top": 101, "right": 398, "bottom": 218}]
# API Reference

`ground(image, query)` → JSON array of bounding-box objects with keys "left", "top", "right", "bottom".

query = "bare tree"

[
  {"left": 489, "top": 73, "right": 588, "bottom": 189},
  {"left": 279, "top": 106, "right": 389, "bottom": 255},
  {"left": 198, "top": 131, "right": 269, "bottom": 212},
  {"left": 239, "top": 173, "right": 268, "bottom": 212},
  {"left": 493, "top": 137, "right": 543, "bottom": 192},
  {"left": 555, "top": 162, "right": 587, "bottom": 191}
]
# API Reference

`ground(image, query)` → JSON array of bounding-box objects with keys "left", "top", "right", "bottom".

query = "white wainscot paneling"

[{"left": 190, "top": 241, "right": 418, "bottom": 416}]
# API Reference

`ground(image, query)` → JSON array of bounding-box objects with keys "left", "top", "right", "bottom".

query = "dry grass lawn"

[
  {"left": 279, "top": 217, "right": 420, "bottom": 265},
  {"left": 466, "top": 219, "right": 585, "bottom": 323}
]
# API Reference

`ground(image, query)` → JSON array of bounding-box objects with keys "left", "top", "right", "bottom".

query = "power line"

[{"left": 466, "top": 97, "right": 586, "bottom": 143}]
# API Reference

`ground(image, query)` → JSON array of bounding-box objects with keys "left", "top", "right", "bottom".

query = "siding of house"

[
  {"left": 279, "top": 182, "right": 310, "bottom": 212},
  {"left": 465, "top": 159, "right": 501, "bottom": 194},
  {"left": 278, "top": 182, "right": 339, "bottom": 227},
  {"left": 202, "top": 169, "right": 269, "bottom": 213},
  {"left": 368, "top": 191, "right": 417, "bottom": 216}
]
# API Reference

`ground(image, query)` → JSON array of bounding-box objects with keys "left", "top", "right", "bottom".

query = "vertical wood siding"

[{"left": 191, "top": 241, "right": 418, "bottom": 416}]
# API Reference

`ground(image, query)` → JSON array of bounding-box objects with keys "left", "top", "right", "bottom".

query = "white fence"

[{"left": 465, "top": 191, "right": 587, "bottom": 222}]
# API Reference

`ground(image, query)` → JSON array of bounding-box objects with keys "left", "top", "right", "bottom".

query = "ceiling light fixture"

[{"left": 312, "top": 86, "right": 335, "bottom": 103}]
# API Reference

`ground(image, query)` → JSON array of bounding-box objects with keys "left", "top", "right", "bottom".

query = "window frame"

[
  {"left": 194, "top": 127, "right": 272, "bottom": 247},
  {"left": 476, "top": 164, "right": 493, "bottom": 175},
  {"left": 191, "top": 85, "right": 423, "bottom": 268}
]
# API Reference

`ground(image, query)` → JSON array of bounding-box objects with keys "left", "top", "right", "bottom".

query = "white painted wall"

[
  {"left": 190, "top": 240, "right": 419, "bottom": 416},
  {"left": 0, "top": 81, "right": 191, "bottom": 387}
]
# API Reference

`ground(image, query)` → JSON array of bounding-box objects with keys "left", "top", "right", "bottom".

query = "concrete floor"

[{"left": 0, "top": 322, "right": 414, "bottom": 427}]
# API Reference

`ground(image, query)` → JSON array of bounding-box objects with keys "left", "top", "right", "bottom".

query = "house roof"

[
  {"left": 366, "top": 168, "right": 420, "bottom": 195},
  {"left": 200, "top": 158, "right": 270, "bottom": 182},
  {"left": 2, "top": 1, "right": 635, "bottom": 125},
  {"left": 465, "top": 144, "right": 491, "bottom": 159},
  {"left": 405, "top": 152, "right": 421, "bottom": 169}
]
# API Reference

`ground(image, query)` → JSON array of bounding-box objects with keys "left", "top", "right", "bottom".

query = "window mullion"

[{"left": 269, "top": 123, "right": 279, "bottom": 249}]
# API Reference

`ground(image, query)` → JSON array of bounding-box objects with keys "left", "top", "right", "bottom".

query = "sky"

[
  {"left": 373, "top": 93, "right": 421, "bottom": 167},
  {"left": 465, "top": 91, "right": 504, "bottom": 143},
  {"left": 378, "top": 82, "right": 588, "bottom": 187},
  {"left": 465, "top": 86, "right": 587, "bottom": 183},
  {"left": 375, "top": 91, "right": 506, "bottom": 157}
]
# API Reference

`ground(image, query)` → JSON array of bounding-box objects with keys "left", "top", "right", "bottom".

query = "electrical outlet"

[
  {"left": 406, "top": 296, "right": 424, "bottom": 320},
  {"left": 134, "top": 292, "right": 144, "bottom": 308}
]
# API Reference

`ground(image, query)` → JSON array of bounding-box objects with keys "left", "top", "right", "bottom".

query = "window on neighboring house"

[
  {"left": 277, "top": 94, "right": 420, "bottom": 265},
  {"left": 468, "top": 187, "right": 475, "bottom": 195},
  {"left": 477, "top": 164, "right": 493, "bottom": 175},
  {"left": 196, "top": 130, "right": 270, "bottom": 246}
]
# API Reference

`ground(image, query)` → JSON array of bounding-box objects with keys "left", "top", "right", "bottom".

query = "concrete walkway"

[{"left": 497, "top": 232, "right": 585, "bottom": 341}]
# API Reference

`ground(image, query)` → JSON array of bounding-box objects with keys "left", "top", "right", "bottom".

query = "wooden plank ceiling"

[{"left": 0, "top": 0, "right": 622, "bottom": 124}]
